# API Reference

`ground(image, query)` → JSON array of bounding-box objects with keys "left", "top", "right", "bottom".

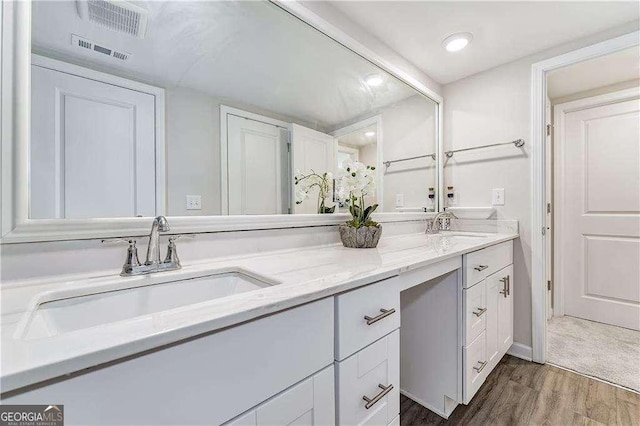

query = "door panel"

[
  {"left": 485, "top": 275, "right": 500, "bottom": 368},
  {"left": 291, "top": 124, "right": 335, "bottom": 214},
  {"left": 31, "top": 65, "right": 157, "bottom": 219},
  {"left": 227, "top": 115, "right": 286, "bottom": 215},
  {"left": 558, "top": 94, "right": 640, "bottom": 330},
  {"left": 497, "top": 265, "right": 514, "bottom": 352}
]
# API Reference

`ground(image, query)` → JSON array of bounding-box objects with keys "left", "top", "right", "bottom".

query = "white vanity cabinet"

[
  {"left": 225, "top": 366, "right": 335, "bottom": 426},
  {"left": 334, "top": 277, "right": 401, "bottom": 426},
  {"left": 4, "top": 299, "right": 335, "bottom": 426},
  {"left": 462, "top": 241, "right": 514, "bottom": 404}
]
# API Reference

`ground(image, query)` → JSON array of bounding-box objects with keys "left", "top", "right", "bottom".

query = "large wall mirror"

[{"left": 3, "top": 0, "right": 441, "bottom": 241}]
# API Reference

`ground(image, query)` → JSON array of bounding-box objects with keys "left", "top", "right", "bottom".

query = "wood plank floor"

[{"left": 400, "top": 355, "right": 640, "bottom": 426}]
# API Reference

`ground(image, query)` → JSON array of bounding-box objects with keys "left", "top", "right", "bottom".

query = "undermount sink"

[{"left": 18, "top": 269, "right": 278, "bottom": 340}]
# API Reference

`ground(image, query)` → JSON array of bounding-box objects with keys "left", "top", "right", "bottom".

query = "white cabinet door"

[
  {"left": 225, "top": 366, "right": 335, "bottom": 426},
  {"left": 31, "top": 65, "right": 158, "bottom": 219},
  {"left": 227, "top": 115, "right": 288, "bottom": 215},
  {"left": 291, "top": 124, "right": 335, "bottom": 214},
  {"left": 336, "top": 330, "right": 399, "bottom": 426},
  {"left": 485, "top": 274, "right": 500, "bottom": 369},
  {"left": 498, "top": 265, "right": 514, "bottom": 354}
]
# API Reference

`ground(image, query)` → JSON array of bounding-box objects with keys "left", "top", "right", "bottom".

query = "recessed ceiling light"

[
  {"left": 365, "top": 74, "right": 383, "bottom": 87},
  {"left": 365, "top": 131, "right": 376, "bottom": 137},
  {"left": 442, "top": 32, "right": 473, "bottom": 52}
]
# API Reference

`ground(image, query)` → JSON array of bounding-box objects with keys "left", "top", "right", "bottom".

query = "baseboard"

[{"left": 507, "top": 342, "right": 533, "bottom": 361}]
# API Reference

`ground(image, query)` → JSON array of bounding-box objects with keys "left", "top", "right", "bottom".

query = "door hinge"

[
  {"left": 547, "top": 203, "right": 551, "bottom": 214},
  {"left": 546, "top": 124, "right": 552, "bottom": 136},
  {"left": 547, "top": 280, "right": 552, "bottom": 291}
]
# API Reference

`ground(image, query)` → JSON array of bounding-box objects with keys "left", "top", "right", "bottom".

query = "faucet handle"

[
  {"left": 168, "top": 234, "right": 195, "bottom": 242},
  {"left": 101, "top": 239, "right": 142, "bottom": 275},
  {"left": 163, "top": 235, "right": 193, "bottom": 267},
  {"left": 101, "top": 237, "right": 136, "bottom": 245}
]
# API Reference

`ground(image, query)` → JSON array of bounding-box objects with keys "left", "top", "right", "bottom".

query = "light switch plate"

[
  {"left": 186, "top": 195, "right": 202, "bottom": 210},
  {"left": 492, "top": 188, "right": 505, "bottom": 206},
  {"left": 395, "top": 193, "right": 404, "bottom": 208}
]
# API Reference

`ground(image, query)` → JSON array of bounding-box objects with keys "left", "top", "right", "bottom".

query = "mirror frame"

[{"left": 0, "top": 0, "right": 443, "bottom": 243}]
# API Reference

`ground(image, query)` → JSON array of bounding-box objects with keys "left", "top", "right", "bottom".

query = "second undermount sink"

[{"left": 18, "top": 269, "right": 278, "bottom": 340}]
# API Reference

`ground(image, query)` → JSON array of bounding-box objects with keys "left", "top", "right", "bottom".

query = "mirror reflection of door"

[
  {"left": 335, "top": 123, "right": 379, "bottom": 207},
  {"left": 292, "top": 124, "right": 337, "bottom": 215},
  {"left": 30, "top": 62, "right": 161, "bottom": 219},
  {"left": 227, "top": 115, "right": 289, "bottom": 215}
]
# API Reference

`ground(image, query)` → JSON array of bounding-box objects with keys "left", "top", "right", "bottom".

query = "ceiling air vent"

[
  {"left": 71, "top": 34, "right": 132, "bottom": 61},
  {"left": 76, "top": 0, "right": 148, "bottom": 39}
]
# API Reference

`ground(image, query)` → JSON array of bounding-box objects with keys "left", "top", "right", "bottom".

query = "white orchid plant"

[
  {"left": 336, "top": 160, "right": 378, "bottom": 228},
  {"left": 294, "top": 170, "right": 335, "bottom": 214}
]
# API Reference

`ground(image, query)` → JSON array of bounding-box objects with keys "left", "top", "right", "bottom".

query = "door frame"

[
  {"left": 552, "top": 87, "right": 640, "bottom": 317},
  {"left": 220, "top": 105, "right": 291, "bottom": 215},
  {"left": 529, "top": 30, "right": 639, "bottom": 363},
  {"left": 332, "top": 115, "right": 384, "bottom": 211},
  {"left": 31, "top": 54, "right": 167, "bottom": 217}
]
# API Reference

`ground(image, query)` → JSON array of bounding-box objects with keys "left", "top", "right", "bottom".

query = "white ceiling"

[
  {"left": 547, "top": 47, "right": 640, "bottom": 99},
  {"left": 32, "top": 1, "right": 424, "bottom": 129},
  {"left": 327, "top": 1, "right": 640, "bottom": 84},
  {"left": 337, "top": 123, "right": 377, "bottom": 147}
]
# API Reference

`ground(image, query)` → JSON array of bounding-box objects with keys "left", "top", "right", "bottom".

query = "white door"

[
  {"left": 556, "top": 89, "right": 640, "bottom": 330},
  {"left": 545, "top": 96, "right": 554, "bottom": 320},
  {"left": 31, "top": 65, "right": 158, "bottom": 219},
  {"left": 291, "top": 124, "right": 335, "bottom": 214},
  {"left": 227, "top": 115, "right": 288, "bottom": 215}
]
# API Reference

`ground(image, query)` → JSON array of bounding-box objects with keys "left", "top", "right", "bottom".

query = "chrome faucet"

[
  {"left": 426, "top": 210, "right": 458, "bottom": 234},
  {"left": 103, "top": 216, "right": 190, "bottom": 276},
  {"left": 145, "top": 215, "right": 170, "bottom": 265}
]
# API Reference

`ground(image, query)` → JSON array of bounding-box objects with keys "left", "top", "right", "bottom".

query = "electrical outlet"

[
  {"left": 395, "top": 193, "right": 404, "bottom": 208},
  {"left": 186, "top": 195, "right": 202, "bottom": 210},
  {"left": 492, "top": 188, "right": 505, "bottom": 206}
]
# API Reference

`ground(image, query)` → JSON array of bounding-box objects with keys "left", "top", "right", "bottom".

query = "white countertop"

[{"left": 1, "top": 230, "right": 518, "bottom": 393}]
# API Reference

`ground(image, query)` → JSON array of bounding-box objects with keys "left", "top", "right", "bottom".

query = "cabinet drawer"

[
  {"left": 336, "top": 330, "right": 400, "bottom": 426},
  {"left": 463, "top": 280, "right": 486, "bottom": 345},
  {"left": 463, "top": 331, "right": 489, "bottom": 404},
  {"left": 463, "top": 241, "right": 513, "bottom": 288},
  {"left": 335, "top": 277, "right": 400, "bottom": 361}
]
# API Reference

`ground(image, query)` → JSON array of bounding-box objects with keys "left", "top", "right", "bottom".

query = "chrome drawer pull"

[
  {"left": 363, "top": 383, "right": 394, "bottom": 409},
  {"left": 507, "top": 275, "right": 510, "bottom": 296},
  {"left": 364, "top": 308, "right": 396, "bottom": 325},
  {"left": 500, "top": 277, "right": 508, "bottom": 298},
  {"left": 474, "top": 265, "right": 489, "bottom": 272},
  {"left": 473, "top": 307, "right": 487, "bottom": 317},
  {"left": 473, "top": 361, "right": 488, "bottom": 373}
]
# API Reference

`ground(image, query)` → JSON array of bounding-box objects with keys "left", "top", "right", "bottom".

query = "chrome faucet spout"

[
  {"left": 426, "top": 211, "right": 458, "bottom": 234},
  {"left": 145, "top": 216, "right": 170, "bottom": 265}
]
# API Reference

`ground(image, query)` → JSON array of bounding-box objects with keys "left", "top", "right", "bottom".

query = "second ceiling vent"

[{"left": 76, "top": 0, "right": 148, "bottom": 39}]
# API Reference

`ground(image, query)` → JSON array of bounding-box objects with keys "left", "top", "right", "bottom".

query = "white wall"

[
  {"left": 382, "top": 95, "right": 437, "bottom": 212},
  {"left": 442, "top": 23, "right": 639, "bottom": 349}
]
